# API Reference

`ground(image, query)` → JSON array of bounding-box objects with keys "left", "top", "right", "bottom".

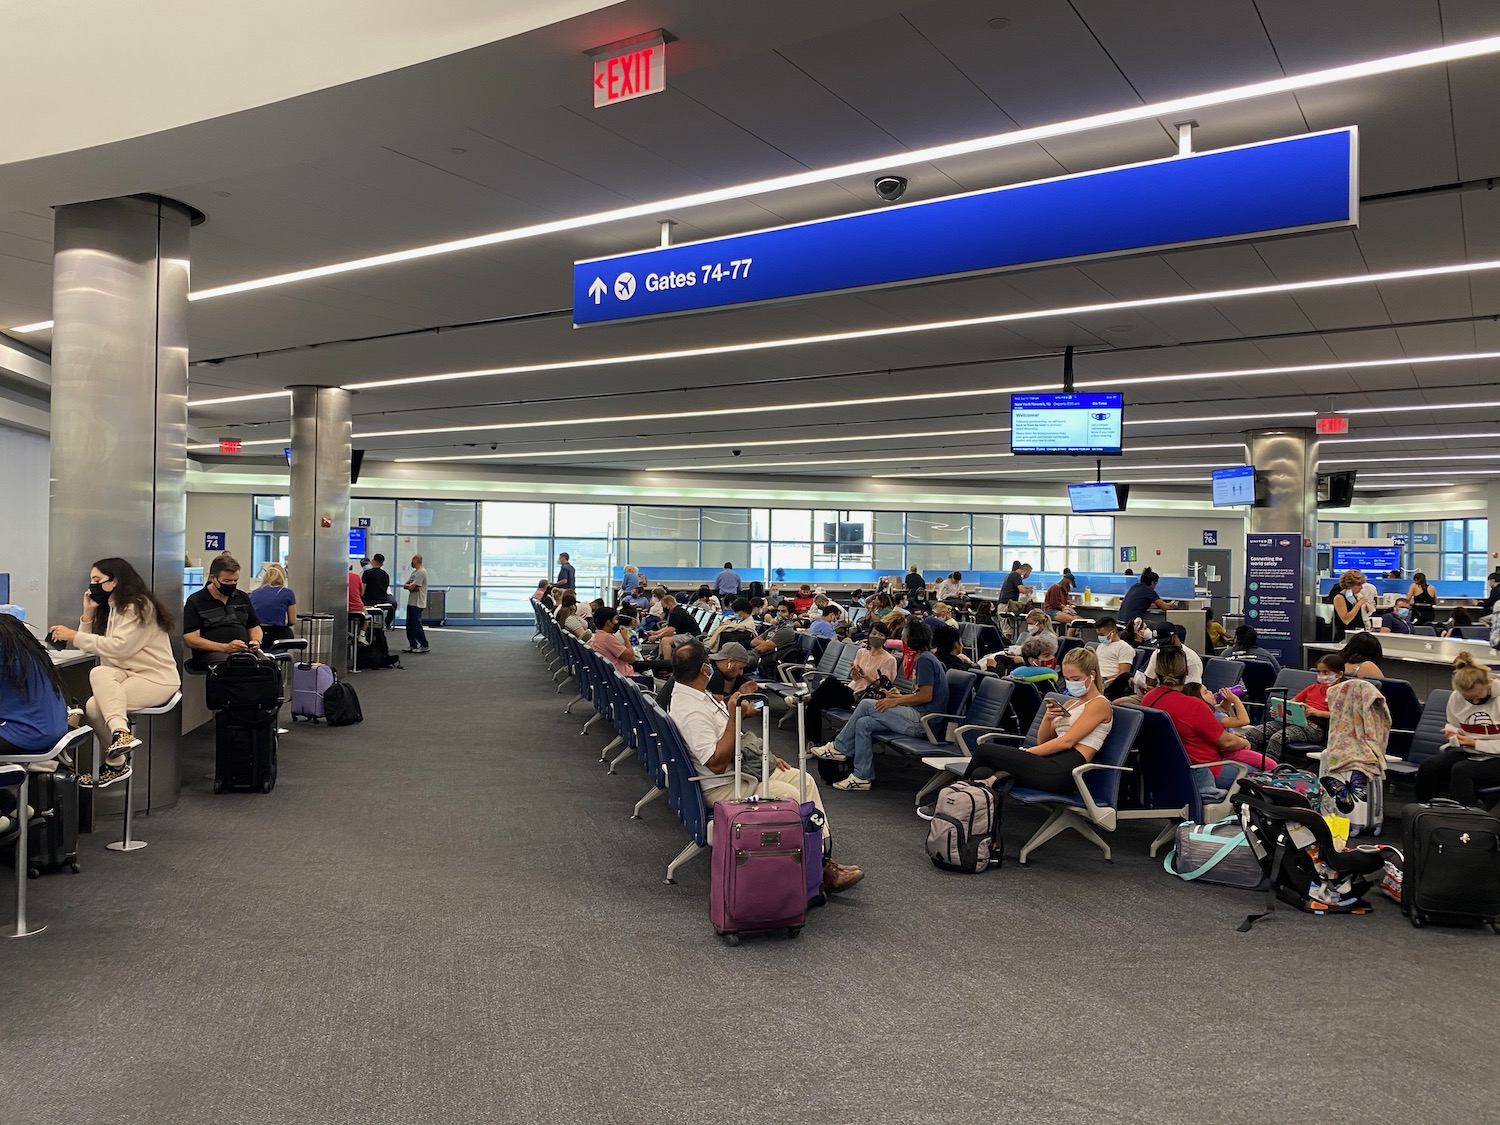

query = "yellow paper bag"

[{"left": 1323, "top": 814, "right": 1350, "bottom": 850}]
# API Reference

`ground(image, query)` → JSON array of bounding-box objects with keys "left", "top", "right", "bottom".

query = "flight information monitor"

[
  {"left": 1010, "top": 393, "right": 1123, "bottom": 455},
  {"left": 1067, "top": 482, "right": 1129, "bottom": 513},
  {"left": 1331, "top": 545, "right": 1401, "bottom": 574},
  {"left": 1211, "top": 466, "right": 1257, "bottom": 507}
]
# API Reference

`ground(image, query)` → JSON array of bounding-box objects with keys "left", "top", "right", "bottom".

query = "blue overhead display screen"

[
  {"left": 1331, "top": 545, "right": 1401, "bottom": 574},
  {"left": 349, "top": 528, "right": 367, "bottom": 558},
  {"left": 1011, "top": 393, "right": 1123, "bottom": 455},
  {"left": 1212, "top": 466, "right": 1257, "bottom": 507},
  {"left": 572, "top": 129, "right": 1357, "bottom": 325}
]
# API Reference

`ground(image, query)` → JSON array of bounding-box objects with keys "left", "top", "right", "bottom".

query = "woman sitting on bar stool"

[
  {"left": 47, "top": 557, "right": 180, "bottom": 788},
  {"left": 249, "top": 563, "right": 298, "bottom": 646}
]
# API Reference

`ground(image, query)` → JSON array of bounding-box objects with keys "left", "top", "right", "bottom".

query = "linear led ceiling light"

[
  {"left": 179, "top": 261, "right": 1500, "bottom": 409},
  {"left": 339, "top": 263, "right": 1500, "bottom": 392},
  {"left": 644, "top": 442, "right": 1243, "bottom": 473},
  {"left": 11, "top": 34, "right": 1500, "bottom": 335}
]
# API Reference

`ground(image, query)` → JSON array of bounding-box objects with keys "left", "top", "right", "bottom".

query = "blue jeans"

[
  {"left": 832, "top": 699, "right": 924, "bottom": 781},
  {"left": 405, "top": 604, "right": 429, "bottom": 649}
]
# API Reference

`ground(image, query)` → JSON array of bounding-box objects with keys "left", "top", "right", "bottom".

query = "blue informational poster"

[
  {"left": 573, "top": 129, "right": 1356, "bottom": 325},
  {"left": 1244, "top": 534, "right": 1304, "bottom": 667}
]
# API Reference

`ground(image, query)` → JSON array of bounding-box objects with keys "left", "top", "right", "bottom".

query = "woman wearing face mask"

[
  {"left": 1415, "top": 652, "right": 1500, "bottom": 805},
  {"left": 1240, "top": 654, "right": 1345, "bottom": 764},
  {"left": 47, "top": 557, "right": 180, "bottom": 787},
  {"left": 977, "top": 610, "right": 1056, "bottom": 673},
  {"left": 956, "top": 648, "right": 1113, "bottom": 796},
  {"left": 800, "top": 622, "right": 897, "bottom": 743}
]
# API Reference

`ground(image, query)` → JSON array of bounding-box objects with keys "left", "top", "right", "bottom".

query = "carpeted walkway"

[{"left": 3, "top": 628, "right": 1496, "bottom": 1125}]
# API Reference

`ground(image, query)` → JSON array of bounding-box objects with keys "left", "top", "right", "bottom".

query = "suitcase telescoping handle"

[
  {"left": 732, "top": 691, "right": 772, "bottom": 800},
  {"left": 795, "top": 690, "right": 808, "bottom": 805}
]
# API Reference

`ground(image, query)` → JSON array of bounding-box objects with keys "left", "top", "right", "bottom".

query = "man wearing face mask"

[
  {"left": 183, "top": 555, "right": 263, "bottom": 670},
  {"left": 1379, "top": 596, "right": 1415, "bottom": 634}
]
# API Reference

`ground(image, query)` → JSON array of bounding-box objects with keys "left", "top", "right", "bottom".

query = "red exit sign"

[
  {"left": 590, "top": 32, "right": 668, "bottom": 108},
  {"left": 1316, "top": 416, "right": 1349, "bottom": 435},
  {"left": 219, "top": 439, "right": 242, "bottom": 454}
]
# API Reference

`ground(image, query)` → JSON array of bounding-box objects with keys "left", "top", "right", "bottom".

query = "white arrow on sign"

[{"left": 588, "top": 277, "right": 607, "bottom": 305}]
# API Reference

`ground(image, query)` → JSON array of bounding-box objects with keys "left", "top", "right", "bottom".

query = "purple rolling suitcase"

[
  {"left": 710, "top": 694, "right": 807, "bottom": 945},
  {"left": 292, "top": 662, "right": 336, "bottom": 722},
  {"left": 794, "top": 689, "right": 828, "bottom": 907}
]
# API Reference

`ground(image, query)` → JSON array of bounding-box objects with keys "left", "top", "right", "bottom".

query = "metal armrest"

[
  {"left": 919, "top": 711, "right": 965, "bottom": 742},
  {"left": 1070, "top": 762, "right": 1132, "bottom": 828},
  {"left": 976, "top": 731, "right": 1027, "bottom": 746}
]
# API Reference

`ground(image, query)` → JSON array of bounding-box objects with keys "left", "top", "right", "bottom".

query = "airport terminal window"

[
  {"left": 1319, "top": 518, "right": 1488, "bottom": 581},
  {"left": 247, "top": 496, "right": 1113, "bottom": 620}
]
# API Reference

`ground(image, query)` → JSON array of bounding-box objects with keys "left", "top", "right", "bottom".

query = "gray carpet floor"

[{"left": 3, "top": 628, "right": 1497, "bottom": 1125}]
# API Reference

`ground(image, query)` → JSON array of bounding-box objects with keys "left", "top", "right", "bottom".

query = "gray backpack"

[{"left": 925, "top": 782, "right": 1001, "bottom": 873}]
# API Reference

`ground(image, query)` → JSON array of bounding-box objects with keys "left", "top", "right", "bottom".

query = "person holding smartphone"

[
  {"left": 48, "top": 556, "right": 180, "bottom": 787},
  {"left": 948, "top": 648, "right": 1114, "bottom": 800},
  {"left": 183, "top": 554, "right": 264, "bottom": 670}
]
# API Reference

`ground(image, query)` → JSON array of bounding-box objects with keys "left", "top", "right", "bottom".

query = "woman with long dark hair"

[
  {"left": 48, "top": 557, "right": 179, "bottom": 788},
  {"left": 0, "top": 613, "right": 69, "bottom": 754}
]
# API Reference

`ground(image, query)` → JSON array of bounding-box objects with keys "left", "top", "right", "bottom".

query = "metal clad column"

[
  {"left": 49, "top": 195, "right": 196, "bottom": 812},
  {"left": 1247, "top": 428, "right": 1320, "bottom": 656},
  {"left": 288, "top": 386, "right": 352, "bottom": 673}
]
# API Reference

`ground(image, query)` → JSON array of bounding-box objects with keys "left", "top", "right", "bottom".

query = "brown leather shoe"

[{"left": 823, "top": 860, "right": 865, "bottom": 893}]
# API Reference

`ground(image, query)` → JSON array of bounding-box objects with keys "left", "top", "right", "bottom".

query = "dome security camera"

[
  {"left": 490, "top": 443, "right": 498, "bottom": 450},
  {"left": 731, "top": 449, "right": 743, "bottom": 456},
  {"left": 874, "top": 175, "right": 908, "bottom": 202}
]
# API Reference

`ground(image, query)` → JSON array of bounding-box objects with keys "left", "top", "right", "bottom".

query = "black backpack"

[{"left": 323, "top": 681, "right": 363, "bottom": 726}]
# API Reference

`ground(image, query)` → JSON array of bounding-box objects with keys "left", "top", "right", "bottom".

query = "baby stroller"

[{"left": 1230, "top": 772, "right": 1398, "bottom": 931}]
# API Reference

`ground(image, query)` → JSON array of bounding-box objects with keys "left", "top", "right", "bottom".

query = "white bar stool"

[
  {"left": 2, "top": 726, "right": 91, "bottom": 937},
  {"left": 105, "top": 690, "right": 183, "bottom": 854}
]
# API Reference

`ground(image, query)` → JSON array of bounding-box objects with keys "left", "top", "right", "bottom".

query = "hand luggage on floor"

[
  {"left": 25, "top": 768, "right": 80, "bottom": 877},
  {"left": 925, "top": 782, "right": 1001, "bottom": 873},
  {"left": 1401, "top": 799, "right": 1500, "bottom": 932},
  {"left": 292, "top": 662, "right": 336, "bottom": 722},
  {"left": 356, "top": 623, "right": 401, "bottom": 669},
  {"left": 1163, "top": 817, "right": 1267, "bottom": 890},
  {"left": 215, "top": 707, "right": 278, "bottom": 793},
  {"left": 793, "top": 691, "right": 827, "bottom": 907},
  {"left": 1318, "top": 767, "right": 1384, "bottom": 837},
  {"left": 711, "top": 693, "right": 806, "bottom": 945},
  {"left": 204, "top": 651, "right": 283, "bottom": 710},
  {"left": 323, "top": 681, "right": 363, "bottom": 727}
]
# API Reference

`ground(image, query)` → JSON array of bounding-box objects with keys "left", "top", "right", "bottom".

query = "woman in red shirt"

[{"left": 1141, "top": 648, "right": 1276, "bottom": 770}]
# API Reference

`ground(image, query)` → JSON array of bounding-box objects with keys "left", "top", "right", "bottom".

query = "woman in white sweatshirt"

[
  {"left": 1415, "top": 651, "right": 1500, "bottom": 806},
  {"left": 48, "top": 557, "right": 180, "bottom": 788}
]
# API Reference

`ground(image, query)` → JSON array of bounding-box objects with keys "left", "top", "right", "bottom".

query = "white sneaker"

[{"left": 807, "top": 742, "right": 848, "bottom": 762}]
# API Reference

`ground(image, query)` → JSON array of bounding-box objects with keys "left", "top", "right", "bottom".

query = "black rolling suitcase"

[
  {"left": 205, "top": 651, "right": 282, "bottom": 709},
  {"left": 26, "top": 769, "right": 80, "bottom": 877},
  {"left": 215, "top": 708, "right": 278, "bottom": 794},
  {"left": 1402, "top": 799, "right": 1500, "bottom": 932}
]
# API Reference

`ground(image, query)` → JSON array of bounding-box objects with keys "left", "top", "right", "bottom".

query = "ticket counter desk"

[{"left": 1304, "top": 633, "right": 1500, "bottom": 697}]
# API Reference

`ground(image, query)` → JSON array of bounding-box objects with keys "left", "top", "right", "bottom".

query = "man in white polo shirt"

[{"left": 667, "top": 640, "right": 862, "bottom": 894}]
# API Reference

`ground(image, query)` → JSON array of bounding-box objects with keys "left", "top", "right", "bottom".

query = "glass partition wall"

[{"left": 252, "top": 497, "right": 1114, "bottom": 622}]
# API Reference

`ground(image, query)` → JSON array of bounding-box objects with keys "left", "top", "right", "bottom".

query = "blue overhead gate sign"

[{"left": 573, "top": 129, "right": 1356, "bottom": 326}]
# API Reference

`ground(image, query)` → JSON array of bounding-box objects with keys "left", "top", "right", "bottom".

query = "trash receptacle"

[
  {"left": 296, "top": 612, "right": 335, "bottom": 664},
  {"left": 422, "top": 589, "right": 446, "bottom": 627}
]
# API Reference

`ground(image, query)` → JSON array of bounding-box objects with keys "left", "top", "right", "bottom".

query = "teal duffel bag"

[{"left": 1164, "top": 817, "right": 1269, "bottom": 890}]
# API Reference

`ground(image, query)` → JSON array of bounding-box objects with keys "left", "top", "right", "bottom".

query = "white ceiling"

[{"left": 3, "top": 0, "right": 1500, "bottom": 497}]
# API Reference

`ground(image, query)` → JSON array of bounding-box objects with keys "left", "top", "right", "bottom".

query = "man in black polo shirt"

[
  {"left": 184, "top": 555, "right": 263, "bottom": 669},
  {"left": 646, "top": 595, "right": 702, "bottom": 645}
]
